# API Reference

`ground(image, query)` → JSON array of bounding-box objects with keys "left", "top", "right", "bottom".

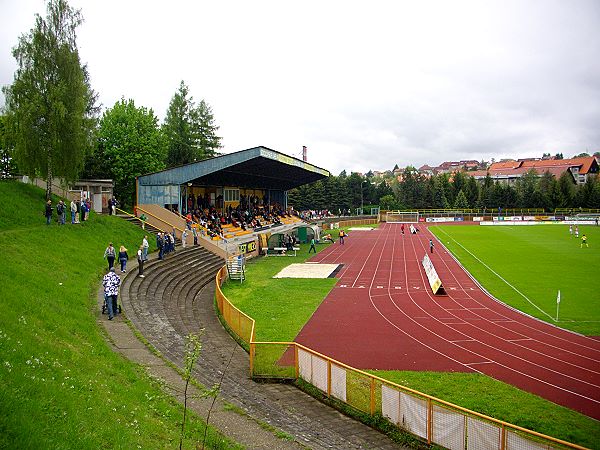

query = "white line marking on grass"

[{"left": 437, "top": 228, "right": 556, "bottom": 322}]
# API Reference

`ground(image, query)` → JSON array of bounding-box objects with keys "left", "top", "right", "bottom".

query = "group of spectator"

[
  {"left": 297, "top": 209, "right": 363, "bottom": 221},
  {"left": 184, "top": 192, "right": 270, "bottom": 215},
  {"left": 102, "top": 234, "right": 149, "bottom": 318},
  {"left": 156, "top": 231, "right": 176, "bottom": 260},
  {"left": 45, "top": 198, "right": 91, "bottom": 225},
  {"left": 298, "top": 209, "right": 334, "bottom": 220},
  {"left": 183, "top": 203, "right": 294, "bottom": 239},
  {"left": 107, "top": 197, "right": 119, "bottom": 215}
]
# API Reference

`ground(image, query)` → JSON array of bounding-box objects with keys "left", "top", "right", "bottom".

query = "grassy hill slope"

[{"left": 0, "top": 180, "right": 238, "bottom": 449}]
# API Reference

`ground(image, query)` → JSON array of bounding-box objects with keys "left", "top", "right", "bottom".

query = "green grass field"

[
  {"left": 220, "top": 223, "right": 600, "bottom": 448},
  {"left": 0, "top": 181, "right": 239, "bottom": 449},
  {"left": 430, "top": 224, "right": 600, "bottom": 335}
]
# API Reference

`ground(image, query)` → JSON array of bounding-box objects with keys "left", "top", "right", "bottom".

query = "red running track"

[{"left": 296, "top": 223, "right": 600, "bottom": 419}]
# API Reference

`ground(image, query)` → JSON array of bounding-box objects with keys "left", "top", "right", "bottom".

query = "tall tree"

[
  {"left": 163, "top": 81, "right": 221, "bottom": 167},
  {"left": 557, "top": 171, "right": 576, "bottom": 208},
  {"left": 96, "top": 99, "right": 166, "bottom": 208},
  {"left": 453, "top": 189, "right": 470, "bottom": 209},
  {"left": 2, "top": 0, "right": 98, "bottom": 199},
  {"left": 194, "top": 99, "right": 221, "bottom": 160}
]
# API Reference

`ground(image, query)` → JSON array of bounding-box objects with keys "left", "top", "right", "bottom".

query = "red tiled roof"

[
  {"left": 468, "top": 166, "right": 573, "bottom": 179},
  {"left": 521, "top": 156, "right": 596, "bottom": 174},
  {"left": 489, "top": 160, "right": 522, "bottom": 170}
]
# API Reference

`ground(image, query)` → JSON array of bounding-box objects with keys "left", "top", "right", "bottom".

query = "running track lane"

[{"left": 296, "top": 223, "right": 600, "bottom": 419}]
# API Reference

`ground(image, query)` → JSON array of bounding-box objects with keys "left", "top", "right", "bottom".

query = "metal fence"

[{"left": 214, "top": 268, "right": 586, "bottom": 450}]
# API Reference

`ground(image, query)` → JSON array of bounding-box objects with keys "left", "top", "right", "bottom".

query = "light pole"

[{"left": 361, "top": 180, "right": 365, "bottom": 216}]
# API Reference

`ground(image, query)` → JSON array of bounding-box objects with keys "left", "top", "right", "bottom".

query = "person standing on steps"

[
  {"left": 137, "top": 245, "right": 145, "bottom": 278},
  {"left": 156, "top": 233, "right": 164, "bottom": 260},
  {"left": 142, "top": 235, "right": 149, "bottom": 261},
  {"left": 181, "top": 229, "right": 188, "bottom": 248},
  {"left": 104, "top": 242, "right": 116, "bottom": 270}
]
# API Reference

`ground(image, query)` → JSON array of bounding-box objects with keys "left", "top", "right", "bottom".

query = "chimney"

[{"left": 302, "top": 146, "right": 307, "bottom": 162}]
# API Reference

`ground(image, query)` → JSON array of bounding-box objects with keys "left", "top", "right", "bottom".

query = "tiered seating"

[{"left": 222, "top": 223, "right": 253, "bottom": 239}]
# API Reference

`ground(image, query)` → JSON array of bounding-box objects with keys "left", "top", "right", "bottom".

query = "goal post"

[{"left": 385, "top": 211, "right": 419, "bottom": 223}]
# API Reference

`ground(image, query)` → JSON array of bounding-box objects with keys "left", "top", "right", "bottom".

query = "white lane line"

[{"left": 436, "top": 227, "right": 555, "bottom": 321}]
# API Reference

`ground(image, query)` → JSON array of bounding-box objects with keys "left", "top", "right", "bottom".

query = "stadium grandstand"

[{"left": 133, "top": 146, "right": 329, "bottom": 256}]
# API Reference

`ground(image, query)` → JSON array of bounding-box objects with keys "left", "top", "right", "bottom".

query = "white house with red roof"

[{"left": 467, "top": 156, "right": 598, "bottom": 185}]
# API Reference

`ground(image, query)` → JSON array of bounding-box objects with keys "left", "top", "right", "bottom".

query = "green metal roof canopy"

[{"left": 138, "top": 146, "right": 330, "bottom": 190}]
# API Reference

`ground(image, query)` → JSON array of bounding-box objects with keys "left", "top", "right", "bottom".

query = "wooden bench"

[{"left": 265, "top": 246, "right": 300, "bottom": 256}]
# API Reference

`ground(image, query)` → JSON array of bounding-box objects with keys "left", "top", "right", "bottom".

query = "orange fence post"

[
  {"left": 427, "top": 398, "right": 433, "bottom": 444},
  {"left": 327, "top": 361, "right": 332, "bottom": 397},
  {"left": 370, "top": 377, "right": 375, "bottom": 415},
  {"left": 500, "top": 424, "right": 506, "bottom": 450},
  {"left": 294, "top": 345, "right": 299, "bottom": 379}
]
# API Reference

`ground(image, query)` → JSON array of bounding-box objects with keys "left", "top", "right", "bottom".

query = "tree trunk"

[{"left": 46, "top": 154, "right": 53, "bottom": 200}]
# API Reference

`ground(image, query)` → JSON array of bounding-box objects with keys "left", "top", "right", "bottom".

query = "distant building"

[
  {"left": 467, "top": 156, "right": 598, "bottom": 185},
  {"left": 418, "top": 164, "right": 435, "bottom": 176},
  {"left": 434, "top": 160, "right": 482, "bottom": 174}
]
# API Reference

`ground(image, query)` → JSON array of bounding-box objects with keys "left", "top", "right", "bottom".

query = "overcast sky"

[{"left": 1, "top": 0, "right": 599, "bottom": 175}]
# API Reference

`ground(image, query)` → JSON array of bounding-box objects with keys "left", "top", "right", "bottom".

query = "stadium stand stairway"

[
  {"left": 116, "top": 213, "right": 181, "bottom": 245},
  {"left": 119, "top": 247, "right": 403, "bottom": 450}
]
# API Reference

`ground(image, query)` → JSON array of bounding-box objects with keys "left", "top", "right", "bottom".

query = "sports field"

[
  {"left": 222, "top": 223, "right": 600, "bottom": 447},
  {"left": 430, "top": 224, "right": 600, "bottom": 336}
]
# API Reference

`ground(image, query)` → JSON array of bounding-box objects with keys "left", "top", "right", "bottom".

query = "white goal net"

[{"left": 385, "top": 211, "right": 419, "bottom": 223}]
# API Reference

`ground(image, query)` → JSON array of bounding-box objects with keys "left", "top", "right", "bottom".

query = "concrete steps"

[{"left": 119, "top": 246, "right": 404, "bottom": 450}]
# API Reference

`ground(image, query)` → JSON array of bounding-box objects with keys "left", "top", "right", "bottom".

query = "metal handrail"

[{"left": 135, "top": 206, "right": 185, "bottom": 235}]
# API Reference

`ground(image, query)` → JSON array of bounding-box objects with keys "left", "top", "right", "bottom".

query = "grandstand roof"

[{"left": 138, "top": 146, "right": 330, "bottom": 190}]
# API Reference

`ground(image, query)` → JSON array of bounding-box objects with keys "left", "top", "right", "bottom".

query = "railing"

[
  {"left": 214, "top": 267, "right": 587, "bottom": 450},
  {"left": 135, "top": 206, "right": 186, "bottom": 237},
  {"left": 554, "top": 208, "right": 600, "bottom": 215},
  {"left": 386, "top": 208, "right": 546, "bottom": 216},
  {"left": 115, "top": 207, "right": 144, "bottom": 222}
]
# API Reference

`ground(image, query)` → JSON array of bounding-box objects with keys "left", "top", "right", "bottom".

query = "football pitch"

[{"left": 430, "top": 224, "right": 600, "bottom": 335}]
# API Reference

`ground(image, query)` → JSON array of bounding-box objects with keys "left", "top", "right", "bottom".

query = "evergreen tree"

[
  {"left": 2, "top": 0, "right": 98, "bottom": 199},
  {"left": 163, "top": 81, "right": 221, "bottom": 167},
  {"left": 453, "top": 189, "right": 470, "bottom": 209},
  {"left": 465, "top": 175, "right": 479, "bottom": 207},
  {"left": 477, "top": 174, "right": 494, "bottom": 209},
  {"left": 194, "top": 99, "right": 221, "bottom": 159},
  {"left": 451, "top": 171, "right": 467, "bottom": 201},
  {"left": 375, "top": 180, "right": 393, "bottom": 203},
  {"left": 557, "top": 171, "right": 576, "bottom": 207},
  {"left": 432, "top": 175, "right": 449, "bottom": 208},
  {"left": 576, "top": 175, "right": 600, "bottom": 208},
  {"left": 538, "top": 171, "right": 556, "bottom": 211},
  {"left": 440, "top": 174, "right": 454, "bottom": 206},
  {"left": 516, "top": 170, "right": 538, "bottom": 208}
]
